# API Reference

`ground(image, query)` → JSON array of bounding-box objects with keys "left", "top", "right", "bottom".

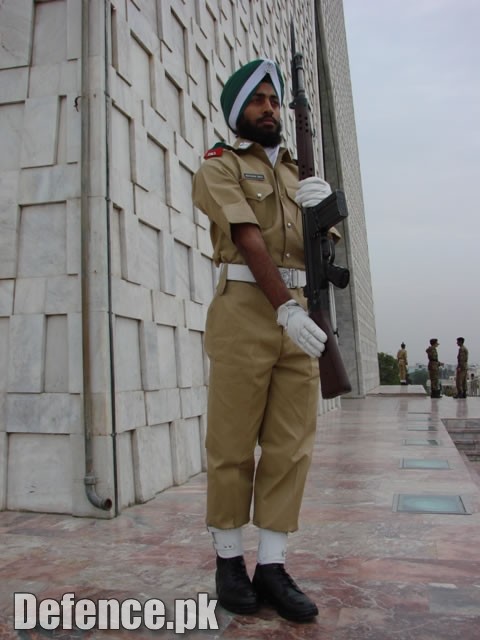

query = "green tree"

[
  {"left": 378, "top": 352, "right": 400, "bottom": 385},
  {"left": 409, "top": 368, "right": 429, "bottom": 390}
]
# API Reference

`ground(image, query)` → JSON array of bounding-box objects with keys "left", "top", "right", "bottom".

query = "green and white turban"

[{"left": 220, "top": 58, "right": 285, "bottom": 132}]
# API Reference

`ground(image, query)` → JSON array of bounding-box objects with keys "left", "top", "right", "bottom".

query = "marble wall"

[{"left": 0, "top": 0, "right": 378, "bottom": 517}]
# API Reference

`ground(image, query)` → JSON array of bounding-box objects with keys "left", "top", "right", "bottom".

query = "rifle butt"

[{"left": 310, "top": 309, "right": 352, "bottom": 399}]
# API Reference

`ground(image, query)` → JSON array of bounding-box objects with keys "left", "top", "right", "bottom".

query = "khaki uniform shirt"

[
  {"left": 192, "top": 138, "right": 304, "bottom": 268},
  {"left": 457, "top": 345, "right": 468, "bottom": 370}
]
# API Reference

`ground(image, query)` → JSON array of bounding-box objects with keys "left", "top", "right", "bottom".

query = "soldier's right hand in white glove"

[{"left": 276, "top": 300, "right": 327, "bottom": 358}]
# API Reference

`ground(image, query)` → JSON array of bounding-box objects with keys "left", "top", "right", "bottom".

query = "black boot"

[
  {"left": 215, "top": 556, "right": 259, "bottom": 614},
  {"left": 252, "top": 563, "right": 318, "bottom": 623}
]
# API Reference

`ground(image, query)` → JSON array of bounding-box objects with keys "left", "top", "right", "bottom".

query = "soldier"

[
  {"left": 192, "top": 59, "right": 338, "bottom": 622},
  {"left": 455, "top": 337, "right": 469, "bottom": 398},
  {"left": 396, "top": 342, "right": 408, "bottom": 385},
  {"left": 426, "top": 338, "right": 443, "bottom": 398}
]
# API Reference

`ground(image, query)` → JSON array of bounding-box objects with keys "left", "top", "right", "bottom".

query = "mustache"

[{"left": 257, "top": 116, "right": 279, "bottom": 125}]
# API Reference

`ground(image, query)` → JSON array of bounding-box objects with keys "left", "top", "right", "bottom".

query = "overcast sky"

[{"left": 342, "top": 0, "right": 479, "bottom": 367}]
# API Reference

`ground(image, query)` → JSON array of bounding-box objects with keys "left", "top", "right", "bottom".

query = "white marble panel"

[
  {"left": 110, "top": 71, "right": 134, "bottom": 119},
  {"left": 157, "top": 324, "right": 177, "bottom": 389},
  {"left": 132, "top": 424, "right": 173, "bottom": 502},
  {"left": 7, "top": 314, "right": 45, "bottom": 393},
  {"left": 115, "top": 390, "right": 146, "bottom": 433},
  {"left": 145, "top": 388, "right": 181, "bottom": 425},
  {"left": 28, "top": 61, "right": 80, "bottom": 98},
  {"left": 131, "top": 121, "right": 150, "bottom": 190},
  {"left": 31, "top": 0, "right": 67, "bottom": 66},
  {"left": 0, "top": 68, "right": 29, "bottom": 104},
  {"left": 184, "top": 300, "right": 207, "bottom": 332},
  {"left": 197, "top": 226, "right": 214, "bottom": 259},
  {"left": 185, "top": 416, "right": 202, "bottom": 476},
  {"left": 189, "top": 330, "right": 206, "bottom": 386},
  {"left": 119, "top": 209, "right": 141, "bottom": 284},
  {"left": 137, "top": 221, "right": 160, "bottom": 290},
  {"left": 174, "top": 241, "right": 190, "bottom": 301},
  {"left": 189, "top": 248, "right": 214, "bottom": 304},
  {"left": 170, "top": 209, "right": 196, "bottom": 248},
  {"left": 66, "top": 199, "right": 81, "bottom": 275},
  {"left": 158, "top": 231, "right": 176, "bottom": 295},
  {"left": 114, "top": 431, "right": 136, "bottom": 510},
  {"left": 0, "top": 280, "right": 14, "bottom": 317},
  {"left": 134, "top": 186, "right": 169, "bottom": 231},
  {"left": 66, "top": 0, "right": 82, "bottom": 60},
  {"left": 0, "top": 104, "right": 24, "bottom": 171},
  {"left": 45, "top": 315, "right": 69, "bottom": 393},
  {"left": 20, "top": 96, "right": 59, "bottom": 168},
  {"left": 0, "top": 171, "right": 19, "bottom": 278},
  {"left": 13, "top": 278, "right": 46, "bottom": 314},
  {"left": 68, "top": 313, "right": 83, "bottom": 394},
  {"left": 139, "top": 320, "right": 160, "bottom": 390},
  {"left": 145, "top": 134, "right": 167, "bottom": 196},
  {"left": 0, "top": 318, "right": 8, "bottom": 393},
  {"left": 111, "top": 278, "right": 152, "bottom": 320},
  {"left": 152, "top": 290, "right": 183, "bottom": 328},
  {"left": 0, "top": 0, "right": 34, "bottom": 69},
  {"left": 18, "top": 165, "right": 81, "bottom": 204},
  {"left": 169, "top": 418, "right": 192, "bottom": 485},
  {"left": 45, "top": 276, "right": 81, "bottom": 314},
  {"left": 17, "top": 203, "right": 66, "bottom": 278},
  {"left": 180, "top": 386, "right": 207, "bottom": 419},
  {"left": 175, "top": 326, "right": 192, "bottom": 388},
  {"left": 127, "top": 1, "right": 160, "bottom": 56},
  {"left": 114, "top": 316, "right": 142, "bottom": 392},
  {"left": 130, "top": 37, "right": 151, "bottom": 105},
  {"left": 112, "top": 9, "right": 132, "bottom": 84},
  {"left": 7, "top": 434, "right": 72, "bottom": 513},
  {"left": 6, "top": 393, "right": 82, "bottom": 434}
]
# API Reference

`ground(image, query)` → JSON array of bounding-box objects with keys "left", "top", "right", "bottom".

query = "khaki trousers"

[{"left": 204, "top": 280, "right": 319, "bottom": 533}]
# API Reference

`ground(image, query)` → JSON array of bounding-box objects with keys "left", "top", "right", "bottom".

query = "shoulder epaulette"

[{"left": 204, "top": 142, "right": 234, "bottom": 159}]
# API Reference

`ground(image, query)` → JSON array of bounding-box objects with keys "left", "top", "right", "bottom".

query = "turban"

[{"left": 220, "top": 58, "right": 285, "bottom": 132}]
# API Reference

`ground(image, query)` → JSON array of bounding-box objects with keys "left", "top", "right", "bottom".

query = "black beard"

[{"left": 236, "top": 114, "right": 283, "bottom": 147}]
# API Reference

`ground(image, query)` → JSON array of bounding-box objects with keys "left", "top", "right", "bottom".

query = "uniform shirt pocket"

[{"left": 239, "top": 179, "right": 275, "bottom": 228}]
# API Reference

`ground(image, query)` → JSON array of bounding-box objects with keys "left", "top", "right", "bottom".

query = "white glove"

[
  {"left": 277, "top": 300, "right": 327, "bottom": 358},
  {"left": 295, "top": 176, "right": 332, "bottom": 208}
]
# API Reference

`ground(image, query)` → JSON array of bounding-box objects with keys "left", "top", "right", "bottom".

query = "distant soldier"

[
  {"left": 426, "top": 338, "right": 443, "bottom": 398},
  {"left": 396, "top": 342, "right": 408, "bottom": 385},
  {"left": 455, "top": 337, "right": 469, "bottom": 398},
  {"left": 468, "top": 373, "right": 479, "bottom": 397}
]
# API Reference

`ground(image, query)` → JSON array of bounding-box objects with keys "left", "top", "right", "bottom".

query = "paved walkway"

[{"left": 2, "top": 388, "right": 480, "bottom": 639}]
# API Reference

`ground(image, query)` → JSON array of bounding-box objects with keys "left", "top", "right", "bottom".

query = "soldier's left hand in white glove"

[{"left": 295, "top": 176, "right": 332, "bottom": 208}]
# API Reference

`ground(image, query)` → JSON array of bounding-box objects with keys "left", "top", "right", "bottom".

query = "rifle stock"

[{"left": 310, "top": 309, "right": 352, "bottom": 399}]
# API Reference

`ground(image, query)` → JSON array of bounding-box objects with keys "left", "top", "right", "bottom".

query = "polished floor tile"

[{"left": 1, "top": 390, "right": 480, "bottom": 639}]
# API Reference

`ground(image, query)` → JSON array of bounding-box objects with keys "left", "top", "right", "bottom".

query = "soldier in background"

[
  {"left": 468, "top": 373, "right": 479, "bottom": 397},
  {"left": 426, "top": 338, "right": 443, "bottom": 398},
  {"left": 455, "top": 337, "right": 469, "bottom": 398},
  {"left": 396, "top": 342, "right": 408, "bottom": 385}
]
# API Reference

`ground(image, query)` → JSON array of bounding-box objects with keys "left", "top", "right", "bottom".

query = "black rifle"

[{"left": 290, "top": 23, "right": 352, "bottom": 399}]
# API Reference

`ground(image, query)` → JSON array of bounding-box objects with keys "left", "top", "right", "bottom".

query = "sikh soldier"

[
  {"left": 192, "top": 59, "right": 338, "bottom": 622},
  {"left": 396, "top": 342, "right": 408, "bottom": 385},
  {"left": 426, "top": 338, "right": 443, "bottom": 398},
  {"left": 455, "top": 337, "right": 469, "bottom": 398}
]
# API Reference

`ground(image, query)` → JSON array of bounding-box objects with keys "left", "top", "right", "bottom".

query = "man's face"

[{"left": 236, "top": 81, "right": 282, "bottom": 146}]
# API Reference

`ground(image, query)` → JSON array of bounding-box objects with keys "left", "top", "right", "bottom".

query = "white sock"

[
  {"left": 208, "top": 526, "right": 243, "bottom": 559},
  {"left": 257, "top": 528, "right": 288, "bottom": 565}
]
